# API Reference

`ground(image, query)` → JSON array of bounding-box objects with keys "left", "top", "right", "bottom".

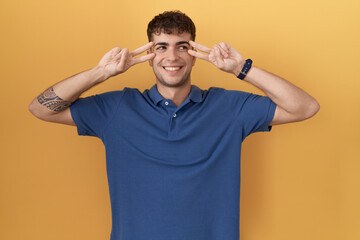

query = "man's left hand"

[{"left": 188, "top": 41, "right": 245, "bottom": 76}]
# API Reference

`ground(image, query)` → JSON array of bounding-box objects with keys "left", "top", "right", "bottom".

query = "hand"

[
  {"left": 98, "top": 42, "right": 155, "bottom": 79},
  {"left": 188, "top": 41, "right": 245, "bottom": 76}
]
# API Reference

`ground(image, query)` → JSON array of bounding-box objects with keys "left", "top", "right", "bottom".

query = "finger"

[
  {"left": 114, "top": 48, "right": 125, "bottom": 61},
  {"left": 209, "top": 50, "right": 216, "bottom": 63},
  {"left": 189, "top": 41, "right": 212, "bottom": 53},
  {"left": 132, "top": 53, "right": 155, "bottom": 65},
  {"left": 131, "top": 42, "right": 154, "bottom": 56},
  {"left": 219, "top": 42, "right": 230, "bottom": 54},
  {"left": 117, "top": 48, "right": 129, "bottom": 71},
  {"left": 214, "top": 44, "right": 228, "bottom": 58},
  {"left": 188, "top": 49, "right": 210, "bottom": 61},
  {"left": 103, "top": 47, "right": 121, "bottom": 60},
  {"left": 109, "top": 46, "right": 121, "bottom": 56},
  {"left": 219, "top": 43, "right": 230, "bottom": 58},
  {"left": 213, "top": 48, "right": 225, "bottom": 67}
]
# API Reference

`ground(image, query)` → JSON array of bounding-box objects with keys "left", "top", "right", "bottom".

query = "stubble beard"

[{"left": 154, "top": 69, "right": 192, "bottom": 88}]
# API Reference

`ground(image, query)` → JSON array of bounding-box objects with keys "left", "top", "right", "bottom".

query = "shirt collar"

[{"left": 148, "top": 84, "right": 203, "bottom": 106}]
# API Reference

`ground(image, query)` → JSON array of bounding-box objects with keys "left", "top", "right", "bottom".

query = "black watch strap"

[{"left": 237, "top": 59, "right": 253, "bottom": 80}]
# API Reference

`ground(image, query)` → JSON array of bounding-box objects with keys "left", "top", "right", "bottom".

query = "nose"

[{"left": 165, "top": 48, "right": 179, "bottom": 61}]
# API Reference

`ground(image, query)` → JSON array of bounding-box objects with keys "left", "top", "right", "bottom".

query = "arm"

[
  {"left": 188, "top": 41, "right": 320, "bottom": 125},
  {"left": 28, "top": 43, "right": 155, "bottom": 125},
  {"left": 235, "top": 66, "right": 320, "bottom": 125}
]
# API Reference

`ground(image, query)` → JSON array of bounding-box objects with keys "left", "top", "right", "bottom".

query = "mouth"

[{"left": 162, "top": 66, "right": 183, "bottom": 72}]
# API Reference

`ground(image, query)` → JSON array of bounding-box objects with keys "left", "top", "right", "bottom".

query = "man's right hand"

[{"left": 98, "top": 42, "right": 155, "bottom": 80}]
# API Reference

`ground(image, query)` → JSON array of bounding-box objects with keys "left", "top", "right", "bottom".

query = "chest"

[{"left": 102, "top": 98, "right": 241, "bottom": 162}]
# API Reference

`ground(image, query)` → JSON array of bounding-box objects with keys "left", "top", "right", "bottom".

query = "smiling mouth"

[{"left": 163, "top": 66, "right": 183, "bottom": 71}]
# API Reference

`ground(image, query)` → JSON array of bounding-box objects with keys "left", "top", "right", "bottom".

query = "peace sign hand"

[
  {"left": 188, "top": 41, "right": 245, "bottom": 76},
  {"left": 98, "top": 42, "right": 155, "bottom": 80}
]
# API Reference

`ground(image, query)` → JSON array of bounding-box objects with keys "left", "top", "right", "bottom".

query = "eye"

[
  {"left": 155, "top": 46, "right": 166, "bottom": 51},
  {"left": 178, "top": 45, "right": 189, "bottom": 51}
]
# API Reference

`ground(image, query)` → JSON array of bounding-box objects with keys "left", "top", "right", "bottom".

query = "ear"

[{"left": 147, "top": 50, "right": 153, "bottom": 67}]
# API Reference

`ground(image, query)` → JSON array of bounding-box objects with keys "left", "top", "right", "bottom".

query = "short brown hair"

[{"left": 147, "top": 10, "right": 196, "bottom": 42}]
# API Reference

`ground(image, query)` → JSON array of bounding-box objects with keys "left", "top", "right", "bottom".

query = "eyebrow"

[{"left": 154, "top": 41, "right": 190, "bottom": 46}]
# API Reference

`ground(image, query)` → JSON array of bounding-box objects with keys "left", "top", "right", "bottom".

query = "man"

[{"left": 29, "top": 10, "right": 319, "bottom": 240}]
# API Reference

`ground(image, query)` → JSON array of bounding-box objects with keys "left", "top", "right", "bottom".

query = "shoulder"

[
  {"left": 199, "top": 86, "right": 226, "bottom": 98},
  {"left": 201, "top": 86, "right": 251, "bottom": 101},
  {"left": 121, "top": 87, "right": 143, "bottom": 97},
  {"left": 80, "top": 87, "right": 140, "bottom": 102},
  {"left": 71, "top": 89, "right": 128, "bottom": 110},
  {"left": 96, "top": 89, "right": 126, "bottom": 99},
  {"left": 202, "top": 87, "right": 273, "bottom": 112},
  {"left": 201, "top": 86, "right": 249, "bottom": 96}
]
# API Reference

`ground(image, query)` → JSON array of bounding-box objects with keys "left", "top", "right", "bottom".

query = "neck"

[{"left": 156, "top": 82, "right": 192, "bottom": 107}]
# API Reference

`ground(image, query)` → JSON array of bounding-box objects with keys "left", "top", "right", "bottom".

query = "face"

[{"left": 149, "top": 31, "right": 196, "bottom": 88}]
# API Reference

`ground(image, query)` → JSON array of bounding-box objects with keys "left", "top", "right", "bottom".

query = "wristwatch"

[{"left": 237, "top": 59, "right": 253, "bottom": 80}]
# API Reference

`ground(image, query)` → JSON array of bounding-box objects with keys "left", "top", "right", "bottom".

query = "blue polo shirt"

[{"left": 70, "top": 84, "right": 276, "bottom": 240}]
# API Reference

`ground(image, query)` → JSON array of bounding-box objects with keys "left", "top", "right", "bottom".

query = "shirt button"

[
  {"left": 173, "top": 113, "right": 177, "bottom": 118},
  {"left": 165, "top": 101, "right": 169, "bottom": 105}
]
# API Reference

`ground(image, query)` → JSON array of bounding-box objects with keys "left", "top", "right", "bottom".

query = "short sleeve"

[
  {"left": 225, "top": 90, "right": 277, "bottom": 139},
  {"left": 70, "top": 90, "right": 125, "bottom": 138}
]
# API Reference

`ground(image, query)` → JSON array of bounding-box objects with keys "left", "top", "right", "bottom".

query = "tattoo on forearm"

[{"left": 37, "top": 87, "right": 72, "bottom": 112}]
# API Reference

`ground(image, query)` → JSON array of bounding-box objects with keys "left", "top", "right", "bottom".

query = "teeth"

[{"left": 164, "top": 67, "right": 181, "bottom": 71}]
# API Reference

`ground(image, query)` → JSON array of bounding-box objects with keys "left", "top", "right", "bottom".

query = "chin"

[{"left": 157, "top": 77, "right": 190, "bottom": 88}]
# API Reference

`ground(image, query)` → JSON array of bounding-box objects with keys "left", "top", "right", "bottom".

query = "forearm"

[
  {"left": 29, "top": 65, "right": 107, "bottom": 117},
  {"left": 50, "top": 65, "right": 107, "bottom": 102},
  {"left": 239, "top": 66, "right": 320, "bottom": 119}
]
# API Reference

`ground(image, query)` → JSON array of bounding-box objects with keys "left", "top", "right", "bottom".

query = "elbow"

[
  {"left": 302, "top": 98, "right": 320, "bottom": 120},
  {"left": 28, "top": 99, "right": 37, "bottom": 116},
  {"left": 313, "top": 99, "right": 320, "bottom": 115},
  {"left": 28, "top": 99, "right": 48, "bottom": 121}
]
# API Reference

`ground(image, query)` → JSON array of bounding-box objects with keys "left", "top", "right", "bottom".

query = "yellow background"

[{"left": 1, "top": 0, "right": 359, "bottom": 239}]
